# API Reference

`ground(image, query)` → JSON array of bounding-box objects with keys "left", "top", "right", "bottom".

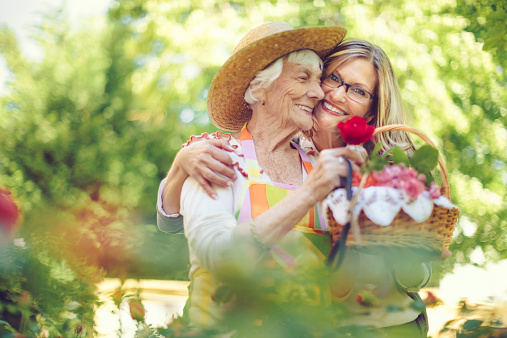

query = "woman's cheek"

[{"left": 314, "top": 107, "right": 344, "bottom": 131}]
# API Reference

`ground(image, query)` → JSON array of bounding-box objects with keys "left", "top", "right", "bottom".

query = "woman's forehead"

[
  {"left": 327, "top": 55, "right": 365, "bottom": 70},
  {"left": 284, "top": 61, "right": 322, "bottom": 77},
  {"left": 326, "top": 58, "right": 376, "bottom": 80}
]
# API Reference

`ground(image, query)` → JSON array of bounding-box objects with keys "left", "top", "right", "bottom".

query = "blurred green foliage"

[
  {"left": 0, "top": 241, "right": 97, "bottom": 337},
  {"left": 0, "top": 0, "right": 505, "bottom": 334}
]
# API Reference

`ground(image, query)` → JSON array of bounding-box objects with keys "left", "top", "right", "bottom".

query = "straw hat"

[{"left": 207, "top": 22, "right": 347, "bottom": 131}]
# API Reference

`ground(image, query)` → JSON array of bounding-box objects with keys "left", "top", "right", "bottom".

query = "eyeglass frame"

[{"left": 322, "top": 72, "right": 375, "bottom": 104}]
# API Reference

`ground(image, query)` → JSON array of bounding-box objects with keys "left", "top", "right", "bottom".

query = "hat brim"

[{"left": 208, "top": 26, "right": 347, "bottom": 131}]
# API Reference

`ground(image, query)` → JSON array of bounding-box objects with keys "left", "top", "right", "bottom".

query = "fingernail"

[
  {"left": 211, "top": 194, "right": 218, "bottom": 200},
  {"left": 227, "top": 181, "right": 233, "bottom": 186}
]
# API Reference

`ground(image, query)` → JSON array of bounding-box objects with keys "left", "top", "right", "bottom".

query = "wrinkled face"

[
  {"left": 263, "top": 61, "right": 324, "bottom": 131},
  {"left": 313, "top": 58, "right": 377, "bottom": 133}
]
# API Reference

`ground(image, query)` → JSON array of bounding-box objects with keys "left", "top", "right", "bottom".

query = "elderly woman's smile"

[{"left": 295, "top": 104, "right": 313, "bottom": 113}]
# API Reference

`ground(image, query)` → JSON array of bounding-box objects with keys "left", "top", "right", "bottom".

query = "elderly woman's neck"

[{"left": 247, "top": 116, "right": 298, "bottom": 153}]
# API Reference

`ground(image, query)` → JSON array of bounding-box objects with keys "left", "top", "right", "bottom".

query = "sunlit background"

[{"left": 0, "top": 0, "right": 505, "bottom": 337}]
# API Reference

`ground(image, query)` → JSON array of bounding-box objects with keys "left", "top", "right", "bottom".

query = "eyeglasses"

[{"left": 322, "top": 73, "right": 375, "bottom": 104}]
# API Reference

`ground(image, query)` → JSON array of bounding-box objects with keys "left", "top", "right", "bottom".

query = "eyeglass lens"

[{"left": 325, "top": 73, "right": 371, "bottom": 103}]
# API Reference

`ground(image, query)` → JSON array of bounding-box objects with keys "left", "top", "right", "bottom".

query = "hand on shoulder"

[{"left": 176, "top": 132, "right": 238, "bottom": 199}]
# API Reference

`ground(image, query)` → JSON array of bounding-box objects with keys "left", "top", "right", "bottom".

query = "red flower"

[
  {"left": 0, "top": 188, "right": 20, "bottom": 237},
  {"left": 337, "top": 116, "right": 376, "bottom": 145},
  {"left": 351, "top": 171, "right": 363, "bottom": 187},
  {"left": 351, "top": 172, "right": 378, "bottom": 188},
  {"left": 364, "top": 175, "right": 378, "bottom": 188}
]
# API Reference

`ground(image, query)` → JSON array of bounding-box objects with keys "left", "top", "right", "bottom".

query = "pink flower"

[
  {"left": 417, "top": 174, "right": 426, "bottom": 183},
  {"left": 372, "top": 165, "right": 404, "bottom": 184},
  {"left": 403, "top": 178, "right": 425, "bottom": 200},
  {"left": 399, "top": 168, "right": 418, "bottom": 182},
  {"left": 391, "top": 178, "right": 404, "bottom": 189},
  {"left": 372, "top": 169, "right": 394, "bottom": 183},
  {"left": 380, "top": 180, "right": 393, "bottom": 188},
  {"left": 386, "top": 164, "right": 403, "bottom": 177},
  {"left": 429, "top": 182, "right": 441, "bottom": 199}
]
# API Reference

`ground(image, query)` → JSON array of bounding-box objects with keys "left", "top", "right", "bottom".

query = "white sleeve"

[
  {"left": 180, "top": 177, "right": 238, "bottom": 276},
  {"left": 156, "top": 178, "right": 184, "bottom": 234}
]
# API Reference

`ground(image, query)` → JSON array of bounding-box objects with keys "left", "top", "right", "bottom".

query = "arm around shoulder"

[{"left": 157, "top": 177, "right": 184, "bottom": 234}]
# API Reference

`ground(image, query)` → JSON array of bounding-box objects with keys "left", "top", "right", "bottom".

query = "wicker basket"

[{"left": 327, "top": 125, "right": 460, "bottom": 252}]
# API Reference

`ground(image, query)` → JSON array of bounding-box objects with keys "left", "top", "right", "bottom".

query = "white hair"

[{"left": 244, "top": 49, "right": 323, "bottom": 105}]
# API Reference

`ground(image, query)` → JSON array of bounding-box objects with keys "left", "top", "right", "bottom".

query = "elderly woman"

[
  {"left": 170, "top": 22, "right": 358, "bottom": 330},
  {"left": 160, "top": 32, "right": 432, "bottom": 336}
]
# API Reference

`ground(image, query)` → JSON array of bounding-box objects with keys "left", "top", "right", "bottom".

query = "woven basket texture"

[{"left": 327, "top": 205, "right": 459, "bottom": 251}]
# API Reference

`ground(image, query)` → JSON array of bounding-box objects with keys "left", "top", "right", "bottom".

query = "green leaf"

[
  {"left": 370, "top": 142, "right": 384, "bottom": 159},
  {"left": 409, "top": 145, "right": 439, "bottom": 174},
  {"left": 385, "top": 146, "right": 410, "bottom": 167},
  {"left": 368, "top": 156, "right": 390, "bottom": 172},
  {"left": 365, "top": 142, "right": 389, "bottom": 172},
  {"left": 423, "top": 172, "right": 434, "bottom": 187},
  {"left": 463, "top": 319, "right": 483, "bottom": 332}
]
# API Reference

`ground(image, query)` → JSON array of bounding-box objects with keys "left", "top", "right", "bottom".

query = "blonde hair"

[
  {"left": 323, "top": 39, "right": 414, "bottom": 155},
  {"left": 244, "top": 49, "right": 323, "bottom": 105}
]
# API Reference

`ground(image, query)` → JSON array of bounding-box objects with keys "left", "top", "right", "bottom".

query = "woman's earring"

[{"left": 261, "top": 100, "right": 265, "bottom": 106}]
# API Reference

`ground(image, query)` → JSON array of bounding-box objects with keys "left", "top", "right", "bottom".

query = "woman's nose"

[
  {"left": 329, "top": 85, "right": 347, "bottom": 103},
  {"left": 309, "top": 82, "right": 325, "bottom": 100}
]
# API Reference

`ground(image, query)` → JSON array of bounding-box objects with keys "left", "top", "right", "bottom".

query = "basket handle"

[{"left": 372, "top": 124, "right": 450, "bottom": 200}]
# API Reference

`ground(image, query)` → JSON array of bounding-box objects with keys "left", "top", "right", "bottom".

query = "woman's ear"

[{"left": 255, "top": 88, "right": 266, "bottom": 105}]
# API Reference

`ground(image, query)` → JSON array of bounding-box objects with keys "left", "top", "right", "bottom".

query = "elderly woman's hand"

[
  {"left": 344, "top": 144, "right": 368, "bottom": 165},
  {"left": 301, "top": 146, "right": 365, "bottom": 205}
]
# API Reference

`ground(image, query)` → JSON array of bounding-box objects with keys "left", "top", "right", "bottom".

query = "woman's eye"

[
  {"left": 351, "top": 87, "right": 366, "bottom": 96},
  {"left": 329, "top": 73, "right": 339, "bottom": 82},
  {"left": 299, "top": 76, "right": 308, "bottom": 81}
]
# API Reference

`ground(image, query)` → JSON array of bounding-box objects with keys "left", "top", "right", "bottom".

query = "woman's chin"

[
  {"left": 314, "top": 116, "right": 341, "bottom": 132},
  {"left": 296, "top": 116, "right": 315, "bottom": 132},
  {"left": 301, "top": 122, "right": 314, "bottom": 132},
  {"left": 314, "top": 111, "right": 344, "bottom": 131}
]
